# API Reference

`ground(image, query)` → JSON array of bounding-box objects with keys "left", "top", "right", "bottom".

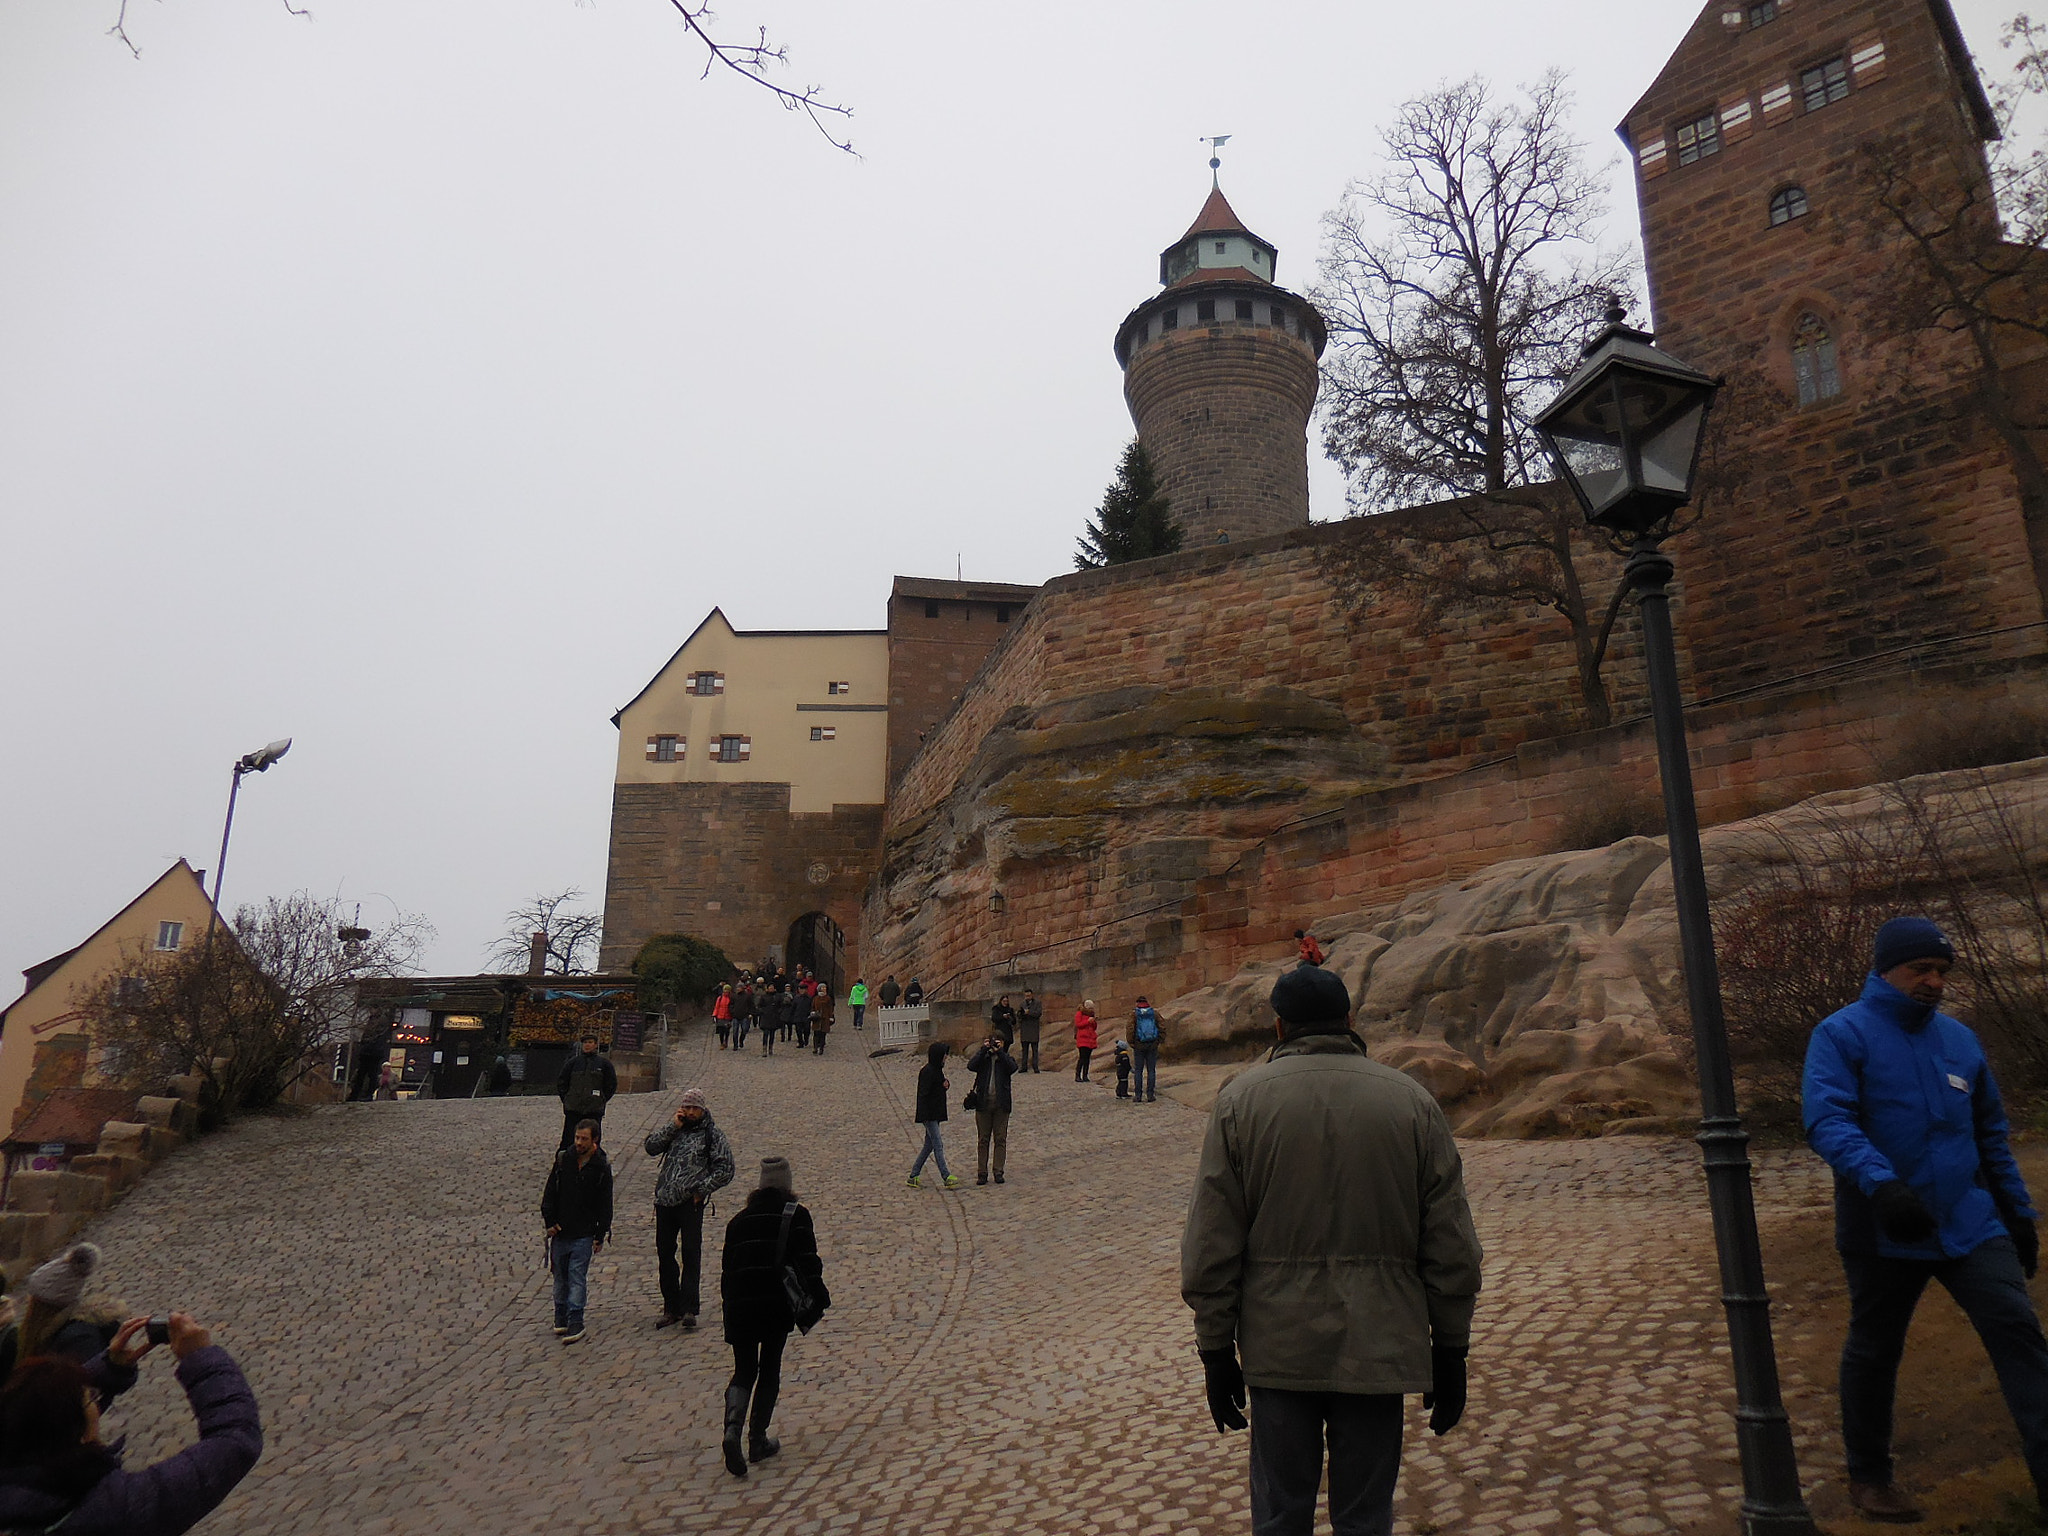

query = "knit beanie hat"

[
  {"left": 1271, "top": 964, "right": 1352, "bottom": 1033},
  {"left": 678, "top": 1088, "right": 708, "bottom": 1111},
  {"left": 27, "top": 1243, "right": 100, "bottom": 1309},
  {"left": 1874, "top": 916, "right": 1955, "bottom": 975},
  {"left": 760, "top": 1156, "right": 794, "bottom": 1193}
]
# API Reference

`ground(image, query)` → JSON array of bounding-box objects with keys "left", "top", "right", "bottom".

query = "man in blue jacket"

[{"left": 1803, "top": 916, "right": 2045, "bottom": 1523}]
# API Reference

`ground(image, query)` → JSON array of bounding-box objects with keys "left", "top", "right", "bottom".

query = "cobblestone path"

[{"left": 77, "top": 1024, "right": 1843, "bottom": 1535}]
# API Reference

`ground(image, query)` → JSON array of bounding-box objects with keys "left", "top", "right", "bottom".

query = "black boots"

[
  {"left": 748, "top": 1381, "right": 781, "bottom": 1463},
  {"left": 721, "top": 1385, "right": 750, "bottom": 1477}
]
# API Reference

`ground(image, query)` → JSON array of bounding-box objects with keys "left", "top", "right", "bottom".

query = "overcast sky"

[{"left": 0, "top": 0, "right": 2024, "bottom": 988}]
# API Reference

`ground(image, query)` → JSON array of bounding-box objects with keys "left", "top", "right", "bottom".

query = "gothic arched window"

[
  {"left": 1791, "top": 312, "right": 1842, "bottom": 406},
  {"left": 1769, "top": 185, "right": 1810, "bottom": 226}
]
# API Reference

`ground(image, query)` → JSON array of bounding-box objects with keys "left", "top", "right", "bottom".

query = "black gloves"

[
  {"left": 1871, "top": 1181, "right": 1938, "bottom": 1244},
  {"left": 2009, "top": 1215, "right": 2040, "bottom": 1279},
  {"left": 1198, "top": 1347, "right": 1247, "bottom": 1433},
  {"left": 1424, "top": 1345, "right": 1468, "bottom": 1436}
]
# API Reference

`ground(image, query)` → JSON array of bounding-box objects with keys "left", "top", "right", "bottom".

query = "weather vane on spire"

[{"left": 1202, "top": 134, "right": 1231, "bottom": 186}]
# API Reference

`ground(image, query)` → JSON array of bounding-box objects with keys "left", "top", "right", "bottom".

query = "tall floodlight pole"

[
  {"left": 1534, "top": 306, "right": 1817, "bottom": 1536},
  {"left": 204, "top": 737, "right": 293, "bottom": 949}
]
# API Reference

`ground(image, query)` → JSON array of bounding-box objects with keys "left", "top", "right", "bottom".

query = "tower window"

[
  {"left": 1161, "top": 308, "right": 1179, "bottom": 331},
  {"left": 827, "top": 680, "right": 850, "bottom": 695},
  {"left": 1235, "top": 299, "right": 1254, "bottom": 321},
  {"left": 996, "top": 604, "right": 1011, "bottom": 623},
  {"left": 687, "top": 670, "right": 724, "bottom": 696},
  {"left": 1196, "top": 299, "right": 1216, "bottom": 322},
  {"left": 155, "top": 921, "right": 184, "bottom": 952},
  {"left": 1791, "top": 312, "right": 1842, "bottom": 406},
  {"left": 810, "top": 726, "right": 836, "bottom": 742},
  {"left": 715, "top": 735, "right": 749, "bottom": 763},
  {"left": 1214, "top": 240, "right": 1226, "bottom": 253},
  {"left": 648, "top": 734, "right": 681, "bottom": 763},
  {"left": 1801, "top": 56, "right": 1849, "bottom": 111},
  {"left": 1769, "top": 186, "right": 1809, "bottom": 225},
  {"left": 1675, "top": 111, "right": 1720, "bottom": 166},
  {"left": 1749, "top": 0, "right": 1775, "bottom": 24},
  {"left": 1270, "top": 305, "right": 1288, "bottom": 329}
]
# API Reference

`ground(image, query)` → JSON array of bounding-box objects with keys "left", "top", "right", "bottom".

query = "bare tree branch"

[
  {"left": 659, "top": 0, "right": 854, "bottom": 154},
  {"left": 486, "top": 888, "right": 603, "bottom": 976}
]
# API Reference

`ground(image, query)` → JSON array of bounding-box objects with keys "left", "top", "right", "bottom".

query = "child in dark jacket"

[
  {"left": 1113, "top": 1040, "right": 1132, "bottom": 1100},
  {"left": 907, "top": 1042, "right": 959, "bottom": 1188}
]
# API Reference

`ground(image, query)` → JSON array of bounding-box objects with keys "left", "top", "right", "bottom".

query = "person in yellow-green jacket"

[{"left": 848, "top": 977, "right": 869, "bottom": 1031}]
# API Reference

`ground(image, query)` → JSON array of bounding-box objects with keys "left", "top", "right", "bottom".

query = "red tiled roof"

[
  {"left": 6, "top": 1089, "right": 142, "bottom": 1150},
  {"left": 1182, "top": 185, "right": 1252, "bottom": 240}
]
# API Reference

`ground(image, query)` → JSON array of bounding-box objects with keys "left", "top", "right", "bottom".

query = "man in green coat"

[{"left": 1181, "top": 965, "right": 1482, "bottom": 1535}]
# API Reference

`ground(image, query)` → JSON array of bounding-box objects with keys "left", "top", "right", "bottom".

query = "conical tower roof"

[
  {"left": 1158, "top": 180, "right": 1279, "bottom": 289},
  {"left": 1181, "top": 184, "right": 1257, "bottom": 242}
]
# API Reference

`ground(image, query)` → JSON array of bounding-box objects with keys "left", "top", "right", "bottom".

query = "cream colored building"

[
  {"left": 0, "top": 860, "right": 219, "bottom": 1134},
  {"left": 611, "top": 608, "right": 889, "bottom": 814}
]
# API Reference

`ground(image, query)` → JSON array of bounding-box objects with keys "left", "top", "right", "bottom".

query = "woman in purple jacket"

[{"left": 0, "top": 1311, "right": 262, "bottom": 1536}]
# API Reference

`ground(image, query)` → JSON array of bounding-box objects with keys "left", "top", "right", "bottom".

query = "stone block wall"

[
  {"left": 1626, "top": 0, "right": 2046, "bottom": 697},
  {"left": 885, "top": 580, "right": 1038, "bottom": 788},
  {"left": 598, "top": 780, "right": 885, "bottom": 978}
]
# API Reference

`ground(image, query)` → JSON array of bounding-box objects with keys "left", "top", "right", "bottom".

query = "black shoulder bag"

[{"left": 775, "top": 1201, "right": 826, "bottom": 1335}]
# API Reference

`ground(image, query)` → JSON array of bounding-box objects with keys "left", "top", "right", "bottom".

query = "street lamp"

[
  {"left": 1536, "top": 308, "right": 1817, "bottom": 1536},
  {"left": 204, "top": 737, "right": 292, "bottom": 945}
]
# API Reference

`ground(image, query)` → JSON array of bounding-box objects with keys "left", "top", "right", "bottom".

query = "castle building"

[
  {"left": 1624, "top": 0, "right": 2047, "bottom": 697},
  {"left": 599, "top": 578, "right": 1035, "bottom": 984},
  {"left": 1114, "top": 185, "right": 1327, "bottom": 545}
]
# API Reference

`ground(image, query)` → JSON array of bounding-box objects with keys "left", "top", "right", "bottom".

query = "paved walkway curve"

[{"left": 75, "top": 1022, "right": 1839, "bottom": 1535}]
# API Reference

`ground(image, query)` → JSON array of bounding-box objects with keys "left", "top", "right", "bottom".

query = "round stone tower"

[{"left": 1113, "top": 182, "right": 1326, "bottom": 545}]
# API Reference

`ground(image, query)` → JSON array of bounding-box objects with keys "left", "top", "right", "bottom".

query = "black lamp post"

[
  {"left": 1534, "top": 307, "right": 1817, "bottom": 1536},
  {"left": 203, "top": 737, "right": 293, "bottom": 950}
]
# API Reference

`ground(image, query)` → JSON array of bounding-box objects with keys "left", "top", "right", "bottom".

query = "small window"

[
  {"left": 810, "top": 725, "right": 837, "bottom": 742},
  {"left": 717, "top": 735, "right": 746, "bottom": 763},
  {"left": 1235, "top": 299, "right": 1254, "bottom": 321},
  {"left": 652, "top": 734, "right": 680, "bottom": 763},
  {"left": 1749, "top": 0, "right": 1776, "bottom": 25},
  {"left": 1161, "top": 308, "right": 1179, "bottom": 331},
  {"left": 924, "top": 601, "right": 940, "bottom": 619},
  {"left": 1792, "top": 312, "right": 1842, "bottom": 406},
  {"left": 1675, "top": 111, "right": 1720, "bottom": 166},
  {"left": 1801, "top": 56, "right": 1849, "bottom": 111},
  {"left": 995, "top": 604, "right": 1012, "bottom": 623},
  {"left": 1251, "top": 249, "right": 1263, "bottom": 263},
  {"left": 827, "top": 680, "right": 850, "bottom": 695},
  {"left": 687, "top": 670, "right": 723, "bottom": 696},
  {"left": 1769, "top": 186, "right": 1809, "bottom": 225},
  {"left": 1270, "top": 305, "right": 1288, "bottom": 329},
  {"left": 155, "top": 920, "right": 184, "bottom": 952},
  {"left": 1196, "top": 299, "right": 1216, "bottom": 322}
]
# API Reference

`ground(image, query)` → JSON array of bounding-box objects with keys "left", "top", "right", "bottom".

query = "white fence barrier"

[{"left": 875, "top": 1005, "right": 933, "bottom": 1048}]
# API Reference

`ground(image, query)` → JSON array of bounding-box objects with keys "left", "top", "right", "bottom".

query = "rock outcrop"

[{"left": 1158, "top": 757, "right": 2048, "bottom": 1136}]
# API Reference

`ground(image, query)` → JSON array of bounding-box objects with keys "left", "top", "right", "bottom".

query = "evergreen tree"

[{"left": 1074, "top": 440, "right": 1182, "bottom": 569}]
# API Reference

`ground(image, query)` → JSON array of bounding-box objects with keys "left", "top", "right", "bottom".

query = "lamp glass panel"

[
  {"left": 1641, "top": 401, "right": 1707, "bottom": 494},
  {"left": 1552, "top": 430, "right": 1630, "bottom": 516}
]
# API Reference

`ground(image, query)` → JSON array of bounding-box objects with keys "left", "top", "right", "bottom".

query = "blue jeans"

[
  {"left": 852, "top": 1005, "right": 865, "bottom": 1029},
  {"left": 1248, "top": 1387, "right": 1402, "bottom": 1535},
  {"left": 551, "top": 1236, "right": 594, "bottom": 1329},
  {"left": 910, "top": 1121, "right": 951, "bottom": 1180},
  {"left": 1133, "top": 1043, "right": 1159, "bottom": 1100},
  {"left": 1840, "top": 1235, "right": 2048, "bottom": 1497}
]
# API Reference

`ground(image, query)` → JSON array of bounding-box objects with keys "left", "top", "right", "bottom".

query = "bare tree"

[
  {"left": 82, "top": 893, "right": 432, "bottom": 1125},
  {"left": 105, "top": 0, "right": 854, "bottom": 151},
  {"left": 1861, "top": 14, "right": 2048, "bottom": 597},
  {"left": 487, "top": 889, "right": 603, "bottom": 975},
  {"left": 1313, "top": 73, "right": 1643, "bottom": 728}
]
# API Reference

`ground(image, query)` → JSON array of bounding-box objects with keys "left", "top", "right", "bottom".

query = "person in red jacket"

[
  {"left": 1072, "top": 1000, "right": 1100, "bottom": 1082},
  {"left": 1294, "top": 928, "right": 1326, "bottom": 967}
]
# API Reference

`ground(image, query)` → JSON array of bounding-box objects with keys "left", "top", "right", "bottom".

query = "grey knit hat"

[
  {"left": 27, "top": 1243, "right": 100, "bottom": 1309},
  {"left": 759, "top": 1156, "right": 794, "bottom": 1193},
  {"left": 678, "top": 1088, "right": 708, "bottom": 1111}
]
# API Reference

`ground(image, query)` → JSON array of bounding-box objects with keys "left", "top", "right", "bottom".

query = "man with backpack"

[
  {"left": 1131, "top": 997, "right": 1163, "bottom": 1103},
  {"left": 555, "top": 1035, "right": 617, "bottom": 1149}
]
